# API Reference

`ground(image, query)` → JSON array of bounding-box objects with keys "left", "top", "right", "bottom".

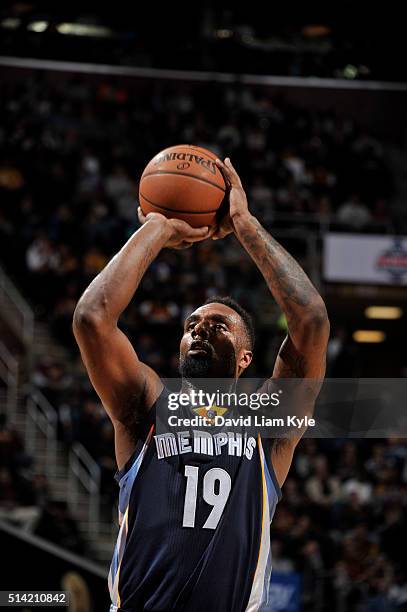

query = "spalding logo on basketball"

[{"left": 139, "top": 145, "right": 226, "bottom": 227}]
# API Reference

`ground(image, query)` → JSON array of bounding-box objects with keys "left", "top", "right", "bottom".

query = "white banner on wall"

[{"left": 323, "top": 233, "right": 407, "bottom": 285}]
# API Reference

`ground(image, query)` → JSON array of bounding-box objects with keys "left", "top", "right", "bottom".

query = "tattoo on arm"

[
  {"left": 235, "top": 218, "right": 329, "bottom": 475},
  {"left": 237, "top": 216, "right": 322, "bottom": 332}
]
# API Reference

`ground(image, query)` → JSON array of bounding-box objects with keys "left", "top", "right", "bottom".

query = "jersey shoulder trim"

[{"left": 260, "top": 437, "right": 283, "bottom": 501}]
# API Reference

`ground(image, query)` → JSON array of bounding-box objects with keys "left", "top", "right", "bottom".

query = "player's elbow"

[
  {"left": 304, "top": 299, "right": 330, "bottom": 339},
  {"left": 72, "top": 302, "right": 105, "bottom": 336}
]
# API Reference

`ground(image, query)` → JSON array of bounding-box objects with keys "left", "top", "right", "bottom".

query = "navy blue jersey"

[{"left": 108, "top": 388, "right": 281, "bottom": 612}]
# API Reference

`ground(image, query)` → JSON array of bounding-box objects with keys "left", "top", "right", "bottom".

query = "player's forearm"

[
  {"left": 74, "top": 218, "right": 171, "bottom": 326},
  {"left": 233, "top": 213, "right": 328, "bottom": 336}
]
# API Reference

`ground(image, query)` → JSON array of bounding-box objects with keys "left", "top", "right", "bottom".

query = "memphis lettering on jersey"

[{"left": 154, "top": 430, "right": 257, "bottom": 460}]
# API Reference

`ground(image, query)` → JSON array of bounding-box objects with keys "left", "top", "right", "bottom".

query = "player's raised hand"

[
  {"left": 213, "top": 158, "right": 250, "bottom": 240},
  {"left": 137, "top": 207, "right": 214, "bottom": 249}
]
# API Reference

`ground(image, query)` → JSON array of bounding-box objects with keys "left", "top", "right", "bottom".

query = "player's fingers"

[
  {"left": 170, "top": 220, "right": 212, "bottom": 245},
  {"left": 212, "top": 227, "right": 232, "bottom": 240},
  {"left": 197, "top": 225, "right": 217, "bottom": 240},
  {"left": 224, "top": 158, "right": 243, "bottom": 187},
  {"left": 182, "top": 226, "right": 212, "bottom": 243},
  {"left": 215, "top": 158, "right": 232, "bottom": 189},
  {"left": 188, "top": 225, "right": 210, "bottom": 238},
  {"left": 138, "top": 208, "right": 167, "bottom": 225},
  {"left": 215, "top": 157, "right": 237, "bottom": 186},
  {"left": 211, "top": 225, "right": 223, "bottom": 240},
  {"left": 173, "top": 219, "right": 208, "bottom": 235},
  {"left": 138, "top": 206, "right": 147, "bottom": 224}
]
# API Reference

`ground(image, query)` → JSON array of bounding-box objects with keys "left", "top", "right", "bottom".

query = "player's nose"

[{"left": 193, "top": 320, "right": 210, "bottom": 339}]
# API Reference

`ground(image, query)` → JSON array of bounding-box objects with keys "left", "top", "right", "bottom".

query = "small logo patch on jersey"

[{"left": 193, "top": 405, "right": 228, "bottom": 424}]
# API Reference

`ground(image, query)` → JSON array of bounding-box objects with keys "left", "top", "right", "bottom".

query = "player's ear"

[{"left": 238, "top": 349, "right": 253, "bottom": 371}]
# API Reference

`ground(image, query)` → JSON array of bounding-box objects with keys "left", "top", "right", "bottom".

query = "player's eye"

[
  {"left": 186, "top": 323, "right": 195, "bottom": 331},
  {"left": 214, "top": 324, "right": 226, "bottom": 331}
]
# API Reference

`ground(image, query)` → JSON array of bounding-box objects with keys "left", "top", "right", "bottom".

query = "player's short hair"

[{"left": 203, "top": 296, "right": 255, "bottom": 350}]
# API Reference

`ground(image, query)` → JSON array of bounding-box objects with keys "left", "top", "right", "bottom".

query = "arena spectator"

[
  {"left": 305, "top": 455, "right": 343, "bottom": 506},
  {"left": 0, "top": 413, "right": 31, "bottom": 472},
  {"left": 336, "top": 194, "right": 372, "bottom": 230}
]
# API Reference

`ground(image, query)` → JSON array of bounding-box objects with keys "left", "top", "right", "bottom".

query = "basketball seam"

[
  {"left": 140, "top": 193, "right": 218, "bottom": 214},
  {"left": 141, "top": 171, "right": 226, "bottom": 192}
]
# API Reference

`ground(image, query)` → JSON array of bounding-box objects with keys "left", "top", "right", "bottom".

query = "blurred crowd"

[
  {"left": 274, "top": 438, "right": 407, "bottom": 611},
  {"left": 1, "top": 73, "right": 406, "bottom": 610},
  {"left": 0, "top": 412, "right": 86, "bottom": 554},
  {"left": 0, "top": 73, "right": 400, "bottom": 376}
]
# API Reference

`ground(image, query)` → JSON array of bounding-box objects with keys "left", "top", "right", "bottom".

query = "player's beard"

[{"left": 179, "top": 347, "right": 236, "bottom": 380}]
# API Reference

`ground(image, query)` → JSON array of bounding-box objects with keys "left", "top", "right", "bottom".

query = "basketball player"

[{"left": 73, "top": 158, "right": 329, "bottom": 611}]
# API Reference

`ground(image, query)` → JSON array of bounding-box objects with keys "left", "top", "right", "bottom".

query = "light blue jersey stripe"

[
  {"left": 108, "top": 425, "right": 154, "bottom": 609},
  {"left": 258, "top": 449, "right": 279, "bottom": 610}
]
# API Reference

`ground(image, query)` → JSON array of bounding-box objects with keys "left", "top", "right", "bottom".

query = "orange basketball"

[{"left": 139, "top": 145, "right": 226, "bottom": 227}]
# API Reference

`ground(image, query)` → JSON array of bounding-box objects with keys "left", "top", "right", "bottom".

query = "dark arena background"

[{"left": 0, "top": 3, "right": 406, "bottom": 611}]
